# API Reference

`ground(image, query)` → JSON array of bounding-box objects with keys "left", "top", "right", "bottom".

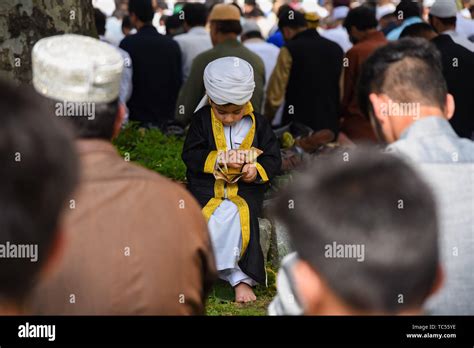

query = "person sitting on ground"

[
  {"left": 175, "top": 4, "right": 266, "bottom": 125},
  {"left": 182, "top": 57, "right": 281, "bottom": 303},
  {"left": 0, "top": 79, "right": 78, "bottom": 315},
  {"left": 269, "top": 147, "right": 442, "bottom": 315}
]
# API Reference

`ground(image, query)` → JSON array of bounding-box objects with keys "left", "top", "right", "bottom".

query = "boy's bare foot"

[{"left": 234, "top": 282, "right": 257, "bottom": 303}]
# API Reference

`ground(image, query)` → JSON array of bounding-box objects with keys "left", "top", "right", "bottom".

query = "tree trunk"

[{"left": 0, "top": 0, "right": 97, "bottom": 84}]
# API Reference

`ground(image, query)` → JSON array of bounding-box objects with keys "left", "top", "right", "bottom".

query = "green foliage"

[
  {"left": 206, "top": 265, "right": 277, "bottom": 316},
  {"left": 113, "top": 123, "right": 187, "bottom": 181}
]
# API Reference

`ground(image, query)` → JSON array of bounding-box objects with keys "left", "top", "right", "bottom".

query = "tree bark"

[{"left": 0, "top": 0, "right": 97, "bottom": 84}]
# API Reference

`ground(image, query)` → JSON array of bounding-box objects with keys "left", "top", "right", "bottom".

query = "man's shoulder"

[
  {"left": 237, "top": 46, "right": 266, "bottom": 73},
  {"left": 192, "top": 105, "right": 212, "bottom": 124},
  {"left": 387, "top": 132, "right": 474, "bottom": 163}
]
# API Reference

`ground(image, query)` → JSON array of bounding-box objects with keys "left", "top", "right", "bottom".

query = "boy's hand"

[
  {"left": 223, "top": 150, "right": 246, "bottom": 169},
  {"left": 242, "top": 164, "right": 258, "bottom": 183}
]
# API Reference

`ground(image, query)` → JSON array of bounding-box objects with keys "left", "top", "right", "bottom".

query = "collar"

[
  {"left": 359, "top": 30, "right": 385, "bottom": 43},
  {"left": 244, "top": 38, "right": 265, "bottom": 44},
  {"left": 138, "top": 24, "right": 158, "bottom": 33},
  {"left": 188, "top": 26, "right": 208, "bottom": 35},
  {"left": 215, "top": 38, "right": 241, "bottom": 47},
  {"left": 76, "top": 139, "right": 119, "bottom": 156},
  {"left": 399, "top": 116, "right": 457, "bottom": 140},
  {"left": 292, "top": 28, "right": 319, "bottom": 41},
  {"left": 402, "top": 17, "right": 423, "bottom": 26}
]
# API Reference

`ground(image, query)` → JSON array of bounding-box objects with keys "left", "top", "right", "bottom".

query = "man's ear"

[
  {"left": 444, "top": 93, "right": 455, "bottom": 120},
  {"left": 292, "top": 260, "right": 324, "bottom": 315},
  {"left": 368, "top": 93, "right": 388, "bottom": 124},
  {"left": 112, "top": 103, "right": 126, "bottom": 139}
]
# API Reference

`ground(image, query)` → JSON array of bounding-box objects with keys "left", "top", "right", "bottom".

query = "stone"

[
  {"left": 258, "top": 218, "right": 272, "bottom": 264},
  {"left": 269, "top": 219, "right": 293, "bottom": 268}
]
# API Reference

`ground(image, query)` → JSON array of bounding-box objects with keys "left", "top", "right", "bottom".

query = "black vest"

[
  {"left": 283, "top": 29, "right": 344, "bottom": 134},
  {"left": 432, "top": 34, "right": 474, "bottom": 139}
]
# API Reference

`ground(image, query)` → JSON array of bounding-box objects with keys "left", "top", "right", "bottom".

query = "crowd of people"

[{"left": 0, "top": 0, "right": 473, "bottom": 316}]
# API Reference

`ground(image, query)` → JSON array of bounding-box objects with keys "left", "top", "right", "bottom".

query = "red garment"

[{"left": 341, "top": 31, "right": 387, "bottom": 142}]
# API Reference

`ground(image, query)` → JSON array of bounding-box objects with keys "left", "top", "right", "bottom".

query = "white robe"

[{"left": 208, "top": 116, "right": 257, "bottom": 287}]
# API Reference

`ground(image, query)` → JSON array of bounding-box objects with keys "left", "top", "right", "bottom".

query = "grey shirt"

[{"left": 387, "top": 116, "right": 474, "bottom": 315}]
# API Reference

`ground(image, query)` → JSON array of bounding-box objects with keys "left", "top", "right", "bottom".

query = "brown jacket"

[
  {"left": 341, "top": 30, "right": 387, "bottom": 141},
  {"left": 28, "top": 140, "right": 216, "bottom": 315}
]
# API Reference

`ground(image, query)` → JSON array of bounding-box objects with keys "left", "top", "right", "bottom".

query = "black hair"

[
  {"left": 211, "top": 20, "right": 243, "bottom": 35},
  {"left": 242, "top": 30, "right": 263, "bottom": 40},
  {"left": 128, "top": 0, "right": 155, "bottom": 23},
  {"left": 358, "top": 38, "right": 446, "bottom": 120},
  {"left": 273, "top": 147, "right": 439, "bottom": 313},
  {"left": 343, "top": 5, "right": 378, "bottom": 32},
  {"left": 395, "top": 0, "right": 421, "bottom": 20},
  {"left": 429, "top": 14, "right": 457, "bottom": 27},
  {"left": 278, "top": 8, "right": 307, "bottom": 30},
  {"left": 165, "top": 13, "right": 184, "bottom": 35},
  {"left": 182, "top": 3, "right": 208, "bottom": 27},
  {"left": 122, "top": 15, "right": 132, "bottom": 30},
  {"left": 277, "top": 4, "right": 292, "bottom": 18},
  {"left": 94, "top": 8, "right": 107, "bottom": 36},
  {"left": 0, "top": 80, "right": 78, "bottom": 304},
  {"left": 400, "top": 22, "right": 436, "bottom": 38}
]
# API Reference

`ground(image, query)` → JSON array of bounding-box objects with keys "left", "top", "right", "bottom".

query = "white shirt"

[
  {"left": 444, "top": 29, "right": 474, "bottom": 52},
  {"left": 244, "top": 38, "right": 280, "bottom": 89},
  {"left": 174, "top": 27, "right": 213, "bottom": 82},
  {"left": 104, "top": 17, "right": 124, "bottom": 47},
  {"left": 318, "top": 25, "right": 353, "bottom": 53},
  {"left": 456, "top": 13, "right": 474, "bottom": 38}
]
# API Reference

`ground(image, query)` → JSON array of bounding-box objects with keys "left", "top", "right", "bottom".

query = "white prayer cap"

[
  {"left": 242, "top": 20, "right": 261, "bottom": 36},
  {"left": 32, "top": 34, "right": 123, "bottom": 103},
  {"left": 423, "top": 0, "right": 436, "bottom": 8},
  {"left": 430, "top": 0, "right": 458, "bottom": 18},
  {"left": 195, "top": 57, "right": 255, "bottom": 112},
  {"left": 301, "top": 0, "right": 329, "bottom": 18},
  {"left": 92, "top": 0, "right": 116, "bottom": 17},
  {"left": 332, "top": 6, "right": 350, "bottom": 20}
]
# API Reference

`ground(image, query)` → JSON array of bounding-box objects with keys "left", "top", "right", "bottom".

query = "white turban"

[{"left": 195, "top": 57, "right": 256, "bottom": 113}]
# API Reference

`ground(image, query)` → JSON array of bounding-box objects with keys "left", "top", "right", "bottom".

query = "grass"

[{"left": 206, "top": 265, "right": 278, "bottom": 316}]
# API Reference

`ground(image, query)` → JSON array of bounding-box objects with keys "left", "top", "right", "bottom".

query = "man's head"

[
  {"left": 274, "top": 148, "right": 441, "bottom": 315},
  {"left": 429, "top": 0, "right": 457, "bottom": 33},
  {"left": 94, "top": 8, "right": 107, "bottom": 37},
  {"left": 203, "top": 57, "right": 255, "bottom": 126},
  {"left": 241, "top": 20, "right": 263, "bottom": 41},
  {"left": 208, "top": 4, "right": 242, "bottom": 46},
  {"left": 343, "top": 5, "right": 378, "bottom": 44},
  {"left": 379, "top": 12, "right": 398, "bottom": 31},
  {"left": 32, "top": 34, "right": 125, "bottom": 141},
  {"left": 182, "top": 3, "right": 208, "bottom": 31},
  {"left": 396, "top": 0, "right": 422, "bottom": 22},
  {"left": 358, "top": 38, "right": 454, "bottom": 143},
  {"left": 122, "top": 15, "right": 133, "bottom": 36},
  {"left": 400, "top": 22, "right": 438, "bottom": 40},
  {"left": 0, "top": 79, "right": 78, "bottom": 312},
  {"left": 278, "top": 8, "right": 308, "bottom": 41},
  {"left": 128, "top": 0, "right": 155, "bottom": 28}
]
